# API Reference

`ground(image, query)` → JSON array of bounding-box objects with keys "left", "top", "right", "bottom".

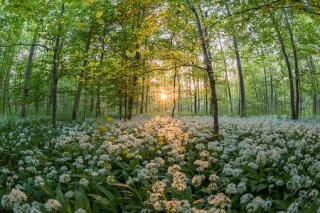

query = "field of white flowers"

[{"left": 0, "top": 115, "right": 320, "bottom": 212}]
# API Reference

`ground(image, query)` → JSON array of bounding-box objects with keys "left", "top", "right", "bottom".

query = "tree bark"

[
  {"left": 51, "top": 3, "right": 65, "bottom": 127},
  {"left": 218, "top": 35, "right": 232, "bottom": 114},
  {"left": 271, "top": 14, "right": 296, "bottom": 119},
  {"left": 187, "top": 0, "right": 219, "bottom": 138},
  {"left": 71, "top": 26, "right": 93, "bottom": 120},
  {"left": 283, "top": 7, "right": 300, "bottom": 119},
  {"left": 309, "top": 55, "right": 317, "bottom": 116},
  {"left": 172, "top": 66, "right": 177, "bottom": 118},
  {"left": 266, "top": 50, "right": 275, "bottom": 114},
  {"left": 261, "top": 49, "right": 269, "bottom": 114},
  {"left": 3, "top": 66, "right": 12, "bottom": 114},
  {"left": 140, "top": 76, "right": 145, "bottom": 114},
  {"left": 21, "top": 27, "right": 39, "bottom": 117}
]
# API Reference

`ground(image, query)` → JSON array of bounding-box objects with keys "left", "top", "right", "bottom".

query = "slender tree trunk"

[
  {"left": 124, "top": 85, "right": 127, "bottom": 119},
  {"left": 197, "top": 76, "right": 201, "bottom": 113},
  {"left": 283, "top": 7, "right": 300, "bottom": 119},
  {"left": 251, "top": 69, "right": 259, "bottom": 100},
  {"left": 204, "top": 75, "right": 208, "bottom": 114},
  {"left": 271, "top": 14, "right": 296, "bottom": 119},
  {"left": 3, "top": 63, "right": 13, "bottom": 114},
  {"left": 266, "top": 50, "right": 275, "bottom": 114},
  {"left": 261, "top": 49, "right": 269, "bottom": 114},
  {"left": 140, "top": 76, "right": 145, "bottom": 114},
  {"left": 127, "top": 50, "right": 140, "bottom": 119},
  {"left": 51, "top": 3, "right": 64, "bottom": 127},
  {"left": 21, "top": 27, "right": 39, "bottom": 117},
  {"left": 90, "top": 92, "right": 94, "bottom": 115},
  {"left": 172, "top": 66, "right": 177, "bottom": 118},
  {"left": 178, "top": 74, "right": 182, "bottom": 113},
  {"left": 96, "top": 85, "right": 101, "bottom": 117},
  {"left": 192, "top": 70, "right": 197, "bottom": 114},
  {"left": 218, "top": 36, "right": 233, "bottom": 114},
  {"left": 72, "top": 26, "right": 93, "bottom": 120},
  {"left": 145, "top": 83, "right": 149, "bottom": 113},
  {"left": 83, "top": 87, "right": 87, "bottom": 119},
  {"left": 232, "top": 37, "right": 246, "bottom": 117},
  {"left": 225, "top": 5, "right": 245, "bottom": 117},
  {"left": 95, "top": 25, "right": 107, "bottom": 118},
  {"left": 118, "top": 90, "right": 122, "bottom": 119},
  {"left": 309, "top": 55, "right": 317, "bottom": 116},
  {"left": 127, "top": 75, "right": 138, "bottom": 119},
  {"left": 187, "top": 0, "right": 219, "bottom": 138}
]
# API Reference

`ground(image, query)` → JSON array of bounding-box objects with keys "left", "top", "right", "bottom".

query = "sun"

[{"left": 160, "top": 93, "right": 167, "bottom": 100}]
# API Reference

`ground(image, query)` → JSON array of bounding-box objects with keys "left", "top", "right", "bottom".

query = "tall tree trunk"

[
  {"left": 309, "top": 55, "right": 317, "bottom": 116},
  {"left": 21, "top": 27, "right": 39, "bottom": 117},
  {"left": 187, "top": 0, "right": 219, "bottom": 138},
  {"left": 72, "top": 26, "right": 93, "bottom": 120},
  {"left": 218, "top": 36, "right": 233, "bottom": 114},
  {"left": 95, "top": 85, "right": 101, "bottom": 117},
  {"left": 140, "top": 76, "right": 145, "bottom": 114},
  {"left": 251, "top": 69, "right": 259, "bottom": 100},
  {"left": 178, "top": 74, "right": 182, "bottom": 113},
  {"left": 204, "top": 75, "right": 208, "bottom": 114},
  {"left": 3, "top": 47, "right": 15, "bottom": 115},
  {"left": 124, "top": 85, "right": 127, "bottom": 119},
  {"left": 127, "top": 50, "right": 140, "bottom": 119},
  {"left": 261, "top": 49, "right": 269, "bottom": 114},
  {"left": 197, "top": 75, "right": 200, "bottom": 113},
  {"left": 145, "top": 83, "right": 149, "bottom": 113},
  {"left": 3, "top": 66, "right": 12, "bottom": 114},
  {"left": 192, "top": 69, "right": 197, "bottom": 114},
  {"left": 127, "top": 75, "right": 138, "bottom": 119},
  {"left": 266, "top": 50, "right": 275, "bottom": 114},
  {"left": 271, "top": 14, "right": 296, "bottom": 119},
  {"left": 233, "top": 36, "right": 246, "bottom": 117},
  {"left": 0, "top": 69, "right": 3, "bottom": 113},
  {"left": 225, "top": 4, "right": 245, "bottom": 117},
  {"left": 51, "top": 3, "right": 64, "bottom": 127},
  {"left": 283, "top": 7, "right": 300, "bottom": 119},
  {"left": 172, "top": 66, "right": 177, "bottom": 118}
]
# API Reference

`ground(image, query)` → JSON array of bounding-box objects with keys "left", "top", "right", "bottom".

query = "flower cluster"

[{"left": 1, "top": 115, "right": 320, "bottom": 212}]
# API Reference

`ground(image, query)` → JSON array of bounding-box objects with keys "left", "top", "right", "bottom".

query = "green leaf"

[
  {"left": 125, "top": 50, "right": 136, "bottom": 58},
  {"left": 56, "top": 185, "right": 72, "bottom": 213},
  {"left": 256, "top": 183, "right": 267, "bottom": 192},
  {"left": 96, "top": 11, "right": 103, "bottom": 18},
  {"left": 84, "top": 0, "right": 95, "bottom": 5},
  {"left": 74, "top": 189, "right": 92, "bottom": 213}
]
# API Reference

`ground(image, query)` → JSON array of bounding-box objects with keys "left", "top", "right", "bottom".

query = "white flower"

[
  {"left": 225, "top": 183, "right": 237, "bottom": 194},
  {"left": 74, "top": 208, "right": 87, "bottom": 213},
  {"left": 237, "top": 181, "right": 247, "bottom": 194},
  {"left": 240, "top": 193, "right": 253, "bottom": 204},
  {"left": 44, "top": 199, "right": 61, "bottom": 212},
  {"left": 59, "top": 174, "right": 71, "bottom": 183},
  {"left": 34, "top": 176, "right": 45, "bottom": 186},
  {"left": 65, "top": 191, "right": 74, "bottom": 199},
  {"left": 79, "top": 178, "right": 89, "bottom": 187},
  {"left": 1, "top": 188, "right": 27, "bottom": 209}
]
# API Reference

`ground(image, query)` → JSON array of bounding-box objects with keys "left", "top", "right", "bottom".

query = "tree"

[{"left": 186, "top": 0, "right": 219, "bottom": 138}]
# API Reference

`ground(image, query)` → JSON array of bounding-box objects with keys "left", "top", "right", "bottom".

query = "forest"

[{"left": 0, "top": 0, "right": 320, "bottom": 212}]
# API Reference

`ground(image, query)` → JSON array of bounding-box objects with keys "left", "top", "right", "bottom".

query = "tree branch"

[
  {"left": 0, "top": 43, "right": 51, "bottom": 51},
  {"left": 209, "top": 0, "right": 282, "bottom": 28}
]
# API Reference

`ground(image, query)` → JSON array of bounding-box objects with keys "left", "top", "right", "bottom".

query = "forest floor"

[{"left": 0, "top": 115, "right": 320, "bottom": 212}]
